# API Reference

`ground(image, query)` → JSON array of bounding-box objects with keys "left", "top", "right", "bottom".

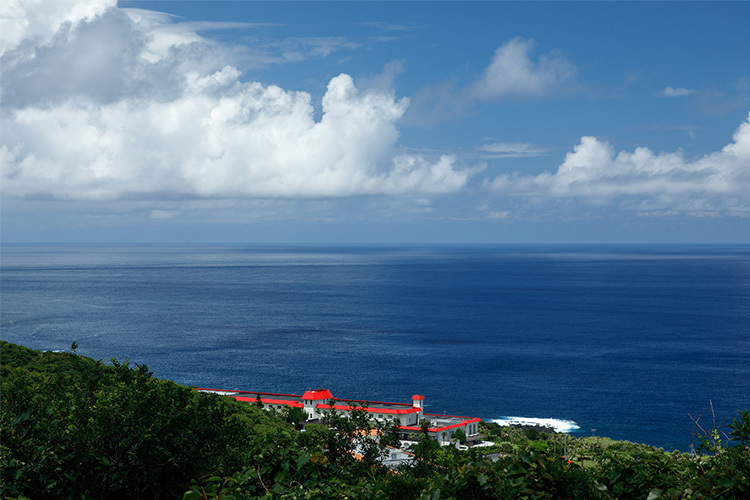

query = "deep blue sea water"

[{"left": 2, "top": 244, "right": 749, "bottom": 451}]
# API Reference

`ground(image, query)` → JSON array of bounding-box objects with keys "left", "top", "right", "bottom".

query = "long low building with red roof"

[{"left": 196, "top": 387, "right": 481, "bottom": 444}]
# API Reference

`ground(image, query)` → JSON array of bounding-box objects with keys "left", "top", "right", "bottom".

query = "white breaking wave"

[{"left": 492, "top": 417, "right": 581, "bottom": 434}]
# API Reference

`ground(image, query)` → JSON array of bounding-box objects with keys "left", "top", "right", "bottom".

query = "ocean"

[{"left": 1, "top": 244, "right": 749, "bottom": 451}]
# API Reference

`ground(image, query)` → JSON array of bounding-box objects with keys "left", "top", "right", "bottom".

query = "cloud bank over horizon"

[
  {"left": 487, "top": 112, "right": 750, "bottom": 213},
  {"left": 1, "top": 0, "right": 475, "bottom": 201},
  {"left": 1, "top": 0, "right": 748, "bottom": 223}
]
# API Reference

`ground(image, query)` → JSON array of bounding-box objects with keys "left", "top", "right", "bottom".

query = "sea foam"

[{"left": 492, "top": 417, "right": 581, "bottom": 434}]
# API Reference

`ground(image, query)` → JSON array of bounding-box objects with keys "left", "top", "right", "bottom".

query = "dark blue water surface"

[{"left": 2, "top": 244, "right": 749, "bottom": 450}]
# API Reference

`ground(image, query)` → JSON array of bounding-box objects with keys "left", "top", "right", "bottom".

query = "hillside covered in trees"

[{"left": 1, "top": 341, "right": 748, "bottom": 499}]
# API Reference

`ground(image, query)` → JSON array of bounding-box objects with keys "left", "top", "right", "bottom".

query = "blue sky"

[{"left": 2, "top": 1, "right": 749, "bottom": 243}]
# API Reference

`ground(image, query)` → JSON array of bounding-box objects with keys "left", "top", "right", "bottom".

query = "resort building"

[{"left": 196, "top": 387, "right": 481, "bottom": 445}]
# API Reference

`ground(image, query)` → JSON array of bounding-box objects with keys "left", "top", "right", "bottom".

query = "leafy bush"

[
  {"left": 688, "top": 410, "right": 750, "bottom": 498},
  {"left": 0, "top": 341, "right": 289, "bottom": 499}
]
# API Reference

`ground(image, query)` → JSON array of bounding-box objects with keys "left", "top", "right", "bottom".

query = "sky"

[{"left": 1, "top": 0, "right": 749, "bottom": 244}]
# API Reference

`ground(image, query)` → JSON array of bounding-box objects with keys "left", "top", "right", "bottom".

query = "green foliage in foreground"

[
  {"left": 1, "top": 341, "right": 290, "bottom": 499},
  {"left": 2, "top": 340, "right": 749, "bottom": 499}
]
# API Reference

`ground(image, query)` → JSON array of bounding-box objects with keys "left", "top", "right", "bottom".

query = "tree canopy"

[{"left": 2, "top": 341, "right": 748, "bottom": 499}]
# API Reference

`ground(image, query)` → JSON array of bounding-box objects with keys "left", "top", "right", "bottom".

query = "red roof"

[
  {"left": 302, "top": 389, "right": 333, "bottom": 401},
  {"left": 196, "top": 389, "right": 481, "bottom": 430},
  {"left": 316, "top": 402, "right": 420, "bottom": 415},
  {"left": 235, "top": 396, "right": 303, "bottom": 408}
]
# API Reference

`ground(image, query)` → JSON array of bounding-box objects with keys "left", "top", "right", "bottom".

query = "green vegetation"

[
  {"left": 0, "top": 341, "right": 288, "bottom": 499},
  {"left": 2, "top": 340, "right": 748, "bottom": 499}
]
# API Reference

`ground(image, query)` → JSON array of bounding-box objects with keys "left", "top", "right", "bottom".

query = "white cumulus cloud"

[
  {"left": 0, "top": 0, "right": 114, "bottom": 57},
  {"left": 404, "top": 37, "right": 576, "bottom": 125},
  {"left": 487, "top": 112, "right": 750, "bottom": 212},
  {"left": 470, "top": 37, "right": 575, "bottom": 99},
  {"left": 0, "top": 0, "right": 477, "bottom": 201}
]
